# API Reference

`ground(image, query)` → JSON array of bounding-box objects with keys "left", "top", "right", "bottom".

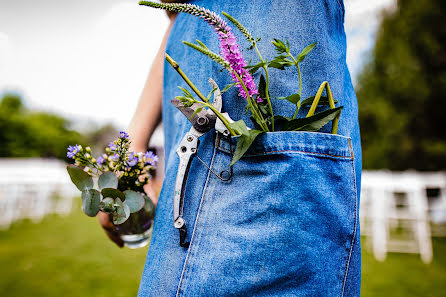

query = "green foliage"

[
  {"left": 81, "top": 189, "right": 101, "bottom": 217},
  {"left": 0, "top": 93, "right": 85, "bottom": 159},
  {"left": 98, "top": 172, "right": 118, "bottom": 190},
  {"left": 123, "top": 190, "right": 145, "bottom": 213},
  {"left": 66, "top": 165, "right": 94, "bottom": 191},
  {"left": 228, "top": 120, "right": 263, "bottom": 166},
  {"left": 357, "top": 0, "right": 446, "bottom": 170},
  {"left": 101, "top": 188, "right": 125, "bottom": 200},
  {"left": 113, "top": 198, "right": 130, "bottom": 225},
  {"left": 276, "top": 107, "right": 343, "bottom": 131}
]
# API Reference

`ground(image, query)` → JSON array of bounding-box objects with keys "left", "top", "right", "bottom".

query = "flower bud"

[
  {"left": 86, "top": 146, "right": 92, "bottom": 153},
  {"left": 91, "top": 158, "right": 97, "bottom": 163}
]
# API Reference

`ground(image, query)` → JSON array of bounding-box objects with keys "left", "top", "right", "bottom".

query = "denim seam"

[
  {"left": 340, "top": 158, "right": 358, "bottom": 297},
  {"left": 175, "top": 138, "right": 218, "bottom": 297},
  {"left": 216, "top": 143, "right": 353, "bottom": 160},
  {"left": 335, "top": 0, "right": 345, "bottom": 18}
]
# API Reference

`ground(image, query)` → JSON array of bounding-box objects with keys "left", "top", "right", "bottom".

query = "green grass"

[{"left": 1, "top": 204, "right": 445, "bottom": 297}]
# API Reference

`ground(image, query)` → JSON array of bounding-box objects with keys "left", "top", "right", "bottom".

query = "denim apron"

[{"left": 138, "top": 0, "right": 362, "bottom": 296}]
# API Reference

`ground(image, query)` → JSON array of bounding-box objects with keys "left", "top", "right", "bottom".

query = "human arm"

[{"left": 98, "top": 13, "right": 177, "bottom": 247}]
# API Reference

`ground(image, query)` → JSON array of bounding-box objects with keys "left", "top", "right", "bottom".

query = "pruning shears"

[{"left": 171, "top": 78, "right": 231, "bottom": 248}]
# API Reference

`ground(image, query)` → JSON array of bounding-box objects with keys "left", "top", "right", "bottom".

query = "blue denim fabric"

[{"left": 138, "top": 0, "right": 361, "bottom": 296}]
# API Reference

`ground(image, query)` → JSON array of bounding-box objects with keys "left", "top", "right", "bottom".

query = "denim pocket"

[{"left": 178, "top": 131, "right": 358, "bottom": 296}]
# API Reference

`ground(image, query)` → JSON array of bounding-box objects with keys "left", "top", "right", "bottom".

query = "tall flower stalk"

[{"left": 139, "top": 1, "right": 269, "bottom": 131}]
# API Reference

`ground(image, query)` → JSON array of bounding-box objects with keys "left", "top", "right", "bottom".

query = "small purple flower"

[
  {"left": 97, "top": 155, "right": 105, "bottom": 165},
  {"left": 67, "top": 144, "right": 81, "bottom": 159},
  {"left": 108, "top": 142, "right": 117, "bottom": 151},
  {"left": 144, "top": 151, "right": 159, "bottom": 167},
  {"left": 110, "top": 153, "right": 120, "bottom": 162},
  {"left": 119, "top": 131, "right": 130, "bottom": 140},
  {"left": 127, "top": 152, "right": 139, "bottom": 167}
]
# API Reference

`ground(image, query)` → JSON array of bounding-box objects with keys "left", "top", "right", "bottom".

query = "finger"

[{"left": 98, "top": 211, "right": 124, "bottom": 248}]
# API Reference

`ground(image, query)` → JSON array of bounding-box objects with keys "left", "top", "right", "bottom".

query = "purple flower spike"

[
  {"left": 144, "top": 151, "right": 159, "bottom": 167},
  {"left": 67, "top": 144, "right": 81, "bottom": 159}
]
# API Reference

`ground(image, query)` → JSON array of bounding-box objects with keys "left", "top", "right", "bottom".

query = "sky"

[{"left": 0, "top": 0, "right": 396, "bottom": 129}]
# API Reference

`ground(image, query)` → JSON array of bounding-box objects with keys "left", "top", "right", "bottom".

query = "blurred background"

[{"left": 1, "top": 0, "right": 445, "bottom": 296}]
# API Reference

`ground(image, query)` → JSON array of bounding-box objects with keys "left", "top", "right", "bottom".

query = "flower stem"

[
  {"left": 254, "top": 44, "right": 274, "bottom": 131},
  {"left": 165, "top": 53, "right": 208, "bottom": 103},
  {"left": 232, "top": 70, "right": 269, "bottom": 132},
  {"left": 165, "top": 53, "right": 237, "bottom": 136}
]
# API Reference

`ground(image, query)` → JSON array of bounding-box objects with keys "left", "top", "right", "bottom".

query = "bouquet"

[
  {"left": 66, "top": 131, "right": 158, "bottom": 248},
  {"left": 140, "top": 1, "right": 343, "bottom": 165}
]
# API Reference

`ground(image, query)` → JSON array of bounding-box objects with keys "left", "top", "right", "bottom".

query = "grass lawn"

[{"left": 1, "top": 204, "right": 445, "bottom": 297}]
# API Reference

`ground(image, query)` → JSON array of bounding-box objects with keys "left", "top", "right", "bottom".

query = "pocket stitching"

[{"left": 340, "top": 158, "right": 358, "bottom": 296}]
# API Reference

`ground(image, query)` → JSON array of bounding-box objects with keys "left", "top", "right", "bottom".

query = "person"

[{"left": 100, "top": 1, "right": 362, "bottom": 296}]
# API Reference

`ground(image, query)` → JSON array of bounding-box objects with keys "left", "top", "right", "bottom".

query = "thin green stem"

[
  {"left": 165, "top": 53, "right": 208, "bottom": 103},
  {"left": 232, "top": 70, "right": 269, "bottom": 131},
  {"left": 288, "top": 54, "right": 302, "bottom": 119},
  {"left": 325, "top": 82, "right": 339, "bottom": 134},
  {"left": 306, "top": 81, "right": 327, "bottom": 117},
  {"left": 254, "top": 44, "right": 274, "bottom": 131}
]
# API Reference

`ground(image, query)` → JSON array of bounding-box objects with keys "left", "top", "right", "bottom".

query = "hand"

[{"left": 98, "top": 182, "right": 158, "bottom": 247}]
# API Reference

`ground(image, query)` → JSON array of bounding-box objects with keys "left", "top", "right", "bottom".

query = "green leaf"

[
  {"left": 123, "top": 190, "right": 145, "bottom": 213},
  {"left": 99, "top": 197, "right": 115, "bottom": 213},
  {"left": 206, "top": 87, "right": 217, "bottom": 101},
  {"left": 300, "top": 96, "right": 338, "bottom": 107},
  {"left": 228, "top": 120, "right": 250, "bottom": 136},
  {"left": 81, "top": 189, "right": 101, "bottom": 217},
  {"left": 98, "top": 171, "right": 118, "bottom": 190},
  {"left": 189, "top": 106, "right": 204, "bottom": 120},
  {"left": 231, "top": 129, "right": 263, "bottom": 166},
  {"left": 178, "top": 86, "right": 194, "bottom": 99},
  {"left": 283, "top": 106, "right": 343, "bottom": 131},
  {"left": 143, "top": 194, "right": 156, "bottom": 218},
  {"left": 246, "top": 61, "right": 266, "bottom": 74},
  {"left": 66, "top": 165, "right": 93, "bottom": 191},
  {"left": 221, "top": 83, "right": 237, "bottom": 94},
  {"left": 268, "top": 55, "right": 294, "bottom": 70},
  {"left": 101, "top": 188, "right": 125, "bottom": 200},
  {"left": 271, "top": 38, "right": 288, "bottom": 54},
  {"left": 277, "top": 93, "right": 301, "bottom": 105},
  {"left": 258, "top": 74, "right": 267, "bottom": 100},
  {"left": 113, "top": 198, "right": 130, "bottom": 225},
  {"left": 297, "top": 42, "right": 316, "bottom": 62}
]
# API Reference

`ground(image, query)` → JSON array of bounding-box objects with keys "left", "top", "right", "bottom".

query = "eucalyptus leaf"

[
  {"left": 282, "top": 107, "right": 343, "bottom": 131},
  {"left": 113, "top": 198, "right": 130, "bottom": 225},
  {"left": 231, "top": 129, "right": 263, "bottom": 166},
  {"left": 66, "top": 165, "right": 93, "bottom": 191},
  {"left": 101, "top": 188, "right": 125, "bottom": 200},
  {"left": 99, "top": 197, "right": 115, "bottom": 213},
  {"left": 123, "top": 190, "right": 145, "bottom": 213},
  {"left": 81, "top": 189, "right": 101, "bottom": 217},
  {"left": 98, "top": 171, "right": 118, "bottom": 190},
  {"left": 297, "top": 42, "right": 317, "bottom": 62},
  {"left": 277, "top": 93, "right": 301, "bottom": 105}
]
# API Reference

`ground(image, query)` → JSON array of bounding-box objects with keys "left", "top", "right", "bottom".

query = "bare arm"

[
  {"left": 127, "top": 14, "right": 177, "bottom": 151},
  {"left": 98, "top": 14, "right": 177, "bottom": 247}
]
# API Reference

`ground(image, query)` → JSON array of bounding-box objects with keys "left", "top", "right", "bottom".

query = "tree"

[
  {"left": 0, "top": 93, "right": 85, "bottom": 160},
  {"left": 356, "top": 0, "right": 446, "bottom": 170}
]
